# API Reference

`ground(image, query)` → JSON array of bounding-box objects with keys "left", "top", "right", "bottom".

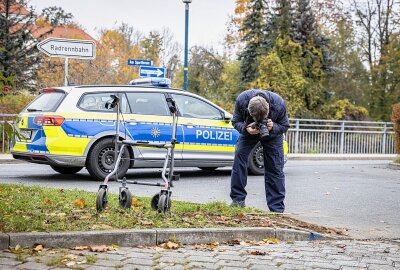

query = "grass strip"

[
  {"left": 0, "top": 184, "right": 346, "bottom": 236},
  {"left": 0, "top": 183, "right": 268, "bottom": 233}
]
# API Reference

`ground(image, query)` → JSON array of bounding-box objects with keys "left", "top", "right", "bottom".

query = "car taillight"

[
  {"left": 42, "top": 88, "right": 57, "bottom": 93},
  {"left": 34, "top": 116, "right": 65, "bottom": 126}
]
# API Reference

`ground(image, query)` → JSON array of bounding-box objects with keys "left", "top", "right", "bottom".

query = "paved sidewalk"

[{"left": 1, "top": 240, "right": 399, "bottom": 269}]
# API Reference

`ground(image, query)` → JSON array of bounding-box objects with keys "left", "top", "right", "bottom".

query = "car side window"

[
  {"left": 126, "top": 92, "right": 169, "bottom": 116},
  {"left": 171, "top": 94, "right": 223, "bottom": 120},
  {"left": 78, "top": 93, "right": 116, "bottom": 112}
]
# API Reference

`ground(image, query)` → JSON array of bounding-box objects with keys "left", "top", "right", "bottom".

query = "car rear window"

[{"left": 24, "top": 92, "right": 65, "bottom": 112}]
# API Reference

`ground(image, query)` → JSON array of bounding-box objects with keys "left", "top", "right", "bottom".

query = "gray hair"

[{"left": 248, "top": 96, "right": 269, "bottom": 121}]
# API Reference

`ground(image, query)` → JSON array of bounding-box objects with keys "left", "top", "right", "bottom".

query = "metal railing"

[
  {"left": 0, "top": 114, "right": 397, "bottom": 155},
  {"left": 0, "top": 114, "right": 18, "bottom": 153},
  {"left": 287, "top": 119, "right": 396, "bottom": 154}
]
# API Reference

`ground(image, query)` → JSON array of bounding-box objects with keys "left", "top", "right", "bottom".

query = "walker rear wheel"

[
  {"left": 96, "top": 188, "right": 108, "bottom": 212},
  {"left": 119, "top": 188, "right": 132, "bottom": 209},
  {"left": 151, "top": 193, "right": 160, "bottom": 211}
]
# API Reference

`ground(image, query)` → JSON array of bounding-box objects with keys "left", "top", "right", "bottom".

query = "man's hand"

[
  {"left": 267, "top": 119, "right": 273, "bottom": 131},
  {"left": 246, "top": 125, "right": 260, "bottom": 135}
]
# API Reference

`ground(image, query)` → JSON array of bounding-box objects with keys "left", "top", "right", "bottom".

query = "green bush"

[
  {"left": 392, "top": 103, "right": 400, "bottom": 154},
  {"left": 323, "top": 99, "right": 369, "bottom": 121},
  {"left": 0, "top": 93, "right": 34, "bottom": 115}
]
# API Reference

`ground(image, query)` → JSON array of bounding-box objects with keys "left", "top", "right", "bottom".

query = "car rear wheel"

[
  {"left": 248, "top": 142, "right": 264, "bottom": 175},
  {"left": 86, "top": 138, "right": 131, "bottom": 181},
  {"left": 50, "top": 165, "right": 83, "bottom": 174}
]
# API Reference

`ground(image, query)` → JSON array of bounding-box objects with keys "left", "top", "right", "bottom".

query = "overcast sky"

[{"left": 29, "top": 0, "right": 236, "bottom": 50}]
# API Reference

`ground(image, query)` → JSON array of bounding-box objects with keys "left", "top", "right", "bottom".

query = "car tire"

[
  {"left": 198, "top": 167, "right": 218, "bottom": 171},
  {"left": 248, "top": 142, "right": 264, "bottom": 175},
  {"left": 50, "top": 165, "right": 83, "bottom": 174},
  {"left": 86, "top": 137, "right": 131, "bottom": 181}
]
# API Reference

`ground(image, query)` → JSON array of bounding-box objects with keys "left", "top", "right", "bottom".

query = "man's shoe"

[{"left": 230, "top": 201, "right": 245, "bottom": 208}]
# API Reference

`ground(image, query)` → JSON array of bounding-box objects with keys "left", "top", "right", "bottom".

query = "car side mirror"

[{"left": 223, "top": 112, "right": 232, "bottom": 122}]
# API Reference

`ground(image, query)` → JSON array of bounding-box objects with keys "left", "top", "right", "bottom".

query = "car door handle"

[{"left": 184, "top": 123, "right": 194, "bottom": 128}]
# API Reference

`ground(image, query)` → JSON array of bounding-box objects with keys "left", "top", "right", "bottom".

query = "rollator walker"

[{"left": 96, "top": 94, "right": 179, "bottom": 213}]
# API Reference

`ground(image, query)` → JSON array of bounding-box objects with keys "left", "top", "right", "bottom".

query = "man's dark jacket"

[{"left": 232, "top": 89, "right": 290, "bottom": 139}]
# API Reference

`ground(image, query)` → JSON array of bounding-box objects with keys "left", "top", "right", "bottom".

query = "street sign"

[
  {"left": 37, "top": 38, "right": 96, "bottom": 59},
  {"left": 140, "top": 66, "right": 165, "bottom": 78},
  {"left": 127, "top": 59, "right": 153, "bottom": 66}
]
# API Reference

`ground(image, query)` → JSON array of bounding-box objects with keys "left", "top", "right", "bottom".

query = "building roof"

[
  {"left": 0, "top": 1, "right": 30, "bottom": 15},
  {"left": 31, "top": 25, "right": 96, "bottom": 41}
]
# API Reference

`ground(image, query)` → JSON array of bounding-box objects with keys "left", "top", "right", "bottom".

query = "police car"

[{"left": 12, "top": 78, "right": 288, "bottom": 180}]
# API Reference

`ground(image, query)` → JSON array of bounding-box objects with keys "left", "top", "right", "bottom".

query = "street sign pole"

[{"left": 64, "top": 58, "right": 69, "bottom": 86}]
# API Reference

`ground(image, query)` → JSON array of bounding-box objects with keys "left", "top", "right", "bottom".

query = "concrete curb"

[
  {"left": 388, "top": 162, "right": 400, "bottom": 170},
  {"left": 0, "top": 227, "right": 340, "bottom": 249}
]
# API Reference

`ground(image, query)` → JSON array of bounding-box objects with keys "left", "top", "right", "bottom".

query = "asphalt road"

[{"left": 0, "top": 160, "right": 399, "bottom": 239}]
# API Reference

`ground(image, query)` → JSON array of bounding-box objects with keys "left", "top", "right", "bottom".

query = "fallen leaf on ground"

[
  {"left": 160, "top": 241, "right": 180, "bottom": 250},
  {"left": 262, "top": 238, "right": 280, "bottom": 244},
  {"left": 140, "top": 220, "right": 153, "bottom": 226},
  {"left": 131, "top": 198, "right": 142, "bottom": 208},
  {"left": 63, "top": 254, "right": 78, "bottom": 260},
  {"left": 72, "top": 246, "right": 89, "bottom": 251},
  {"left": 65, "top": 261, "right": 76, "bottom": 267},
  {"left": 248, "top": 250, "right": 266, "bottom": 255},
  {"left": 90, "top": 245, "right": 115, "bottom": 252},
  {"left": 79, "top": 215, "right": 91, "bottom": 220},
  {"left": 33, "top": 244, "right": 44, "bottom": 252},
  {"left": 193, "top": 244, "right": 209, "bottom": 250},
  {"left": 237, "top": 213, "right": 246, "bottom": 219},
  {"left": 209, "top": 241, "right": 219, "bottom": 249},
  {"left": 73, "top": 198, "right": 87, "bottom": 209},
  {"left": 227, "top": 239, "right": 242, "bottom": 245},
  {"left": 43, "top": 198, "right": 52, "bottom": 205}
]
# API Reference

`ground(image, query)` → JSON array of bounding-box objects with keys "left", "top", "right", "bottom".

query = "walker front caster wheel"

[
  {"left": 119, "top": 188, "right": 132, "bottom": 209},
  {"left": 96, "top": 187, "right": 108, "bottom": 212},
  {"left": 157, "top": 194, "right": 171, "bottom": 213}
]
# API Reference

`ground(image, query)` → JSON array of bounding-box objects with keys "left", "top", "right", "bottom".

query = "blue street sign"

[
  {"left": 140, "top": 66, "right": 165, "bottom": 78},
  {"left": 127, "top": 59, "right": 153, "bottom": 66}
]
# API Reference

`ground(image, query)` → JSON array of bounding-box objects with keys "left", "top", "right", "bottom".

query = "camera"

[
  {"left": 254, "top": 120, "right": 270, "bottom": 139},
  {"left": 249, "top": 120, "right": 270, "bottom": 139}
]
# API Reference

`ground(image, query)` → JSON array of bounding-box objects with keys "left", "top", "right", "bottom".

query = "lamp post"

[{"left": 182, "top": 0, "right": 192, "bottom": 91}]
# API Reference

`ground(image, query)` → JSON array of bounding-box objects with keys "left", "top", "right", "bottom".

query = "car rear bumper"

[{"left": 12, "top": 151, "right": 86, "bottom": 167}]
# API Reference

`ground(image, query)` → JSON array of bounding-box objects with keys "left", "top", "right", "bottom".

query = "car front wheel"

[{"left": 86, "top": 138, "right": 131, "bottom": 181}]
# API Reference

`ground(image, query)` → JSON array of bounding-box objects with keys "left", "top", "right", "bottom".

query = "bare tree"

[
  {"left": 351, "top": 0, "right": 398, "bottom": 69},
  {"left": 159, "top": 27, "right": 182, "bottom": 81}
]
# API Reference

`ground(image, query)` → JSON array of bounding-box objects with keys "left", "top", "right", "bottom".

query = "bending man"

[{"left": 230, "top": 89, "right": 289, "bottom": 213}]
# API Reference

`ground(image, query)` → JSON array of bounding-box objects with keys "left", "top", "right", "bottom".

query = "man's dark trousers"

[{"left": 230, "top": 134, "right": 285, "bottom": 213}]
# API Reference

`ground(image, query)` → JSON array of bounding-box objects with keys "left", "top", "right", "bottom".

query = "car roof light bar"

[{"left": 129, "top": 78, "right": 172, "bottom": 88}]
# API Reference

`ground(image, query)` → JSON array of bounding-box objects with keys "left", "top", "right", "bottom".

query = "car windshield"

[{"left": 24, "top": 92, "right": 65, "bottom": 112}]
